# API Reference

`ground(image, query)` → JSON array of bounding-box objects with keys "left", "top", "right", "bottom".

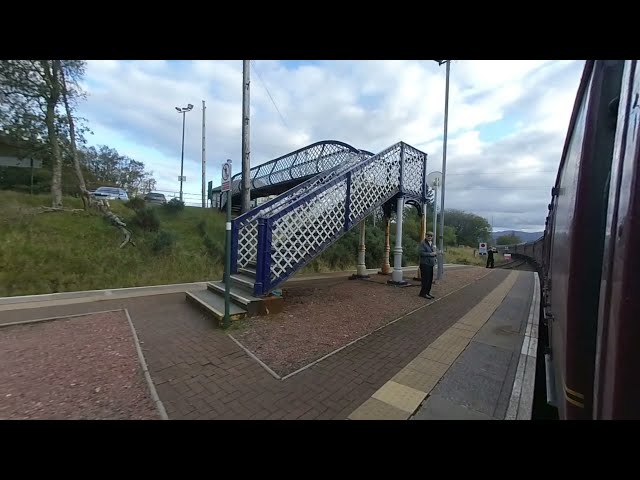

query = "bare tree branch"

[{"left": 60, "top": 63, "right": 90, "bottom": 210}]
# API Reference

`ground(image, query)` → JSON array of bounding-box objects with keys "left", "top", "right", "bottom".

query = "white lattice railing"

[
  {"left": 229, "top": 140, "right": 373, "bottom": 195},
  {"left": 269, "top": 180, "right": 349, "bottom": 282},
  {"left": 403, "top": 146, "right": 427, "bottom": 199},
  {"left": 231, "top": 143, "right": 372, "bottom": 272},
  {"left": 253, "top": 142, "right": 427, "bottom": 295}
]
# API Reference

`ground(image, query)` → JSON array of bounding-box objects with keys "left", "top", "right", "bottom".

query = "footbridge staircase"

[{"left": 188, "top": 141, "right": 428, "bottom": 323}]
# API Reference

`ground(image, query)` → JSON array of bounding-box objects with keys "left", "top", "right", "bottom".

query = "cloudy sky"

[{"left": 76, "top": 60, "right": 585, "bottom": 232}]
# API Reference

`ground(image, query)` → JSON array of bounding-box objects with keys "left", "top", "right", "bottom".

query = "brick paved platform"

[{"left": 0, "top": 268, "right": 520, "bottom": 419}]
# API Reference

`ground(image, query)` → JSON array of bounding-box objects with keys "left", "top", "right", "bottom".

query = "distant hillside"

[{"left": 491, "top": 230, "right": 543, "bottom": 243}]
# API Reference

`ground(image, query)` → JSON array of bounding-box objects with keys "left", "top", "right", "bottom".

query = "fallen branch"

[
  {"left": 95, "top": 199, "right": 136, "bottom": 248},
  {"left": 118, "top": 227, "right": 134, "bottom": 249},
  {"left": 30, "top": 200, "right": 135, "bottom": 248},
  {"left": 40, "top": 206, "right": 85, "bottom": 213},
  {"left": 81, "top": 189, "right": 93, "bottom": 211}
]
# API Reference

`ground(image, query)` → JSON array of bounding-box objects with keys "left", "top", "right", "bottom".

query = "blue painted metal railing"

[
  {"left": 251, "top": 141, "right": 428, "bottom": 296},
  {"left": 230, "top": 142, "right": 372, "bottom": 275}
]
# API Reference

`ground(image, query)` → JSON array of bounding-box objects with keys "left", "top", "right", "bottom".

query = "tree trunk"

[
  {"left": 40, "top": 60, "right": 63, "bottom": 208},
  {"left": 45, "top": 100, "right": 63, "bottom": 208},
  {"left": 60, "top": 66, "right": 90, "bottom": 210}
]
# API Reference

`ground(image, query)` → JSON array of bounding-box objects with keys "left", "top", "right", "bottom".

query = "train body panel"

[
  {"left": 549, "top": 60, "right": 622, "bottom": 418},
  {"left": 593, "top": 60, "right": 640, "bottom": 419},
  {"left": 498, "top": 60, "right": 637, "bottom": 419}
]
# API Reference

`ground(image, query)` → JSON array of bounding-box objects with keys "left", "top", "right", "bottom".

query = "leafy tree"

[
  {"left": 443, "top": 209, "right": 491, "bottom": 247},
  {"left": 79, "top": 145, "right": 156, "bottom": 196},
  {"left": 0, "top": 60, "right": 90, "bottom": 206}
]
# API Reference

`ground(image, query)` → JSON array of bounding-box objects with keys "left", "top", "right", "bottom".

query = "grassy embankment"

[{"left": 0, "top": 191, "right": 502, "bottom": 297}]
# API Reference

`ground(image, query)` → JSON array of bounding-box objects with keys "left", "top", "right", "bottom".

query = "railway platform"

[{"left": 0, "top": 266, "right": 540, "bottom": 420}]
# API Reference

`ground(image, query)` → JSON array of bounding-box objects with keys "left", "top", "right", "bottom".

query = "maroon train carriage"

[{"left": 498, "top": 60, "right": 639, "bottom": 419}]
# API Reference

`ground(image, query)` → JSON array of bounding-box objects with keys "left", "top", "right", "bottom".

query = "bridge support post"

[
  {"left": 351, "top": 219, "right": 370, "bottom": 279},
  {"left": 378, "top": 215, "right": 392, "bottom": 275},
  {"left": 388, "top": 195, "right": 408, "bottom": 286}
]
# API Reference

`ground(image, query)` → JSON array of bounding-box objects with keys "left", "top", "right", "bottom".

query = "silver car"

[
  {"left": 92, "top": 186, "right": 129, "bottom": 201},
  {"left": 144, "top": 192, "right": 167, "bottom": 204}
]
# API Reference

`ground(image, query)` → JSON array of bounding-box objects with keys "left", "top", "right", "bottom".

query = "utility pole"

[
  {"left": 241, "top": 60, "right": 251, "bottom": 213},
  {"left": 201, "top": 100, "right": 206, "bottom": 208},
  {"left": 432, "top": 177, "right": 439, "bottom": 245},
  {"left": 426, "top": 170, "right": 442, "bottom": 281}
]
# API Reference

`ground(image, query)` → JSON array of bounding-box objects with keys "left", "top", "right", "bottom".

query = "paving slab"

[{"left": 412, "top": 394, "right": 493, "bottom": 421}]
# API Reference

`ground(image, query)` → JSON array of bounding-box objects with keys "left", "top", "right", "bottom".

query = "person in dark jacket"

[
  {"left": 419, "top": 231, "right": 437, "bottom": 299},
  {"left": 486, "top": 247, "right": 495, "bottom": 268}
]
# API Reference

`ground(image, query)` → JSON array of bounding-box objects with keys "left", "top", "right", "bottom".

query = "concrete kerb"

[
  {"left": 228, "top": 333, "right": 282, "bottom": 380},
  {"left": 0, "top": 282, "right": 209, "bottom": 310},
  {"left": 123, "top": 309, "right": 169, "bottom": 420},
  {"left": 0, "top": 309, "right": 127, "bottom": 328},
  {"left": 505, "top": 272, "right": 541, "bottom": 420}
]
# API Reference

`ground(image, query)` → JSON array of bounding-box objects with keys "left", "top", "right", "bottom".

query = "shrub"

[
  {"left": 203, "top": 234, "right": 224, "bottom": 262},
  {"left": 197, "top": 220, "right": 207, "bottom": 236},
  {"left": 125, "top": 196, "right": 146, "bottom": 212},
  {"left": 164, "top": 198, "right": 185, "bottom": 213},
  {"left": 151, "top": 230, "right": 176, "bottom": 254},
  {"left": 133, "top": 207, "right": 160, "bottom": 232}
]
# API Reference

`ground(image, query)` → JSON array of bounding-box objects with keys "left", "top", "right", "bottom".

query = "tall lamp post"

[
  {"left": 434, "top": 60, "right": 450, "bottom": 280},
  {"left": 175, "top": 103, "right": 194, "bottom": 202}
]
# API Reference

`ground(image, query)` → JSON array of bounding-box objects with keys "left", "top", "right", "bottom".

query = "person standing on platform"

[
  {"left": 486, "top": 247, "right": 495, "bottom": 269},
  {"left": 419, "top": 231, "right": 436, "bottom": 299}
]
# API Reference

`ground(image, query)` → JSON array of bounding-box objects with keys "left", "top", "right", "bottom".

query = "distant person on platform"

[
  {"left": 486, "top": 247, "right": 495, "bottom": 269},
  {"left": 419, "top": 231, "right": 437, "bottom": 299}
]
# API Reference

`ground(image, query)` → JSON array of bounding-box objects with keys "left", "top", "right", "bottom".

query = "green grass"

[
  {"left": 446, "top": 246, "right": 508, "bottom": 267},
  {"left": 0, "top": 191, "right": 504, "bottom": 297},
  {"left": 0, "top": 191, "right": 225, "bottom": 297}
]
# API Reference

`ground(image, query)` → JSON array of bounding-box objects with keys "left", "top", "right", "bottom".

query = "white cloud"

[{"left": 76, "top": 59, "right": 585, "bottom": 229}]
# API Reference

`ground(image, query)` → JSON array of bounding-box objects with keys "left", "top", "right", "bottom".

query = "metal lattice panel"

[
  {"left": 262, "top": 142, "right": 428, "bottom": 292},
  {"left": 348, "top": 144, "right": 402, "bottom": 224},
  {"left": 230, "top": 140, "right": 427, "bottom": 295},
  {"left": 229, "top": 140, "right": 368, "bottom": 195},
  {"left": 402, "top": 145, "right": 427, "bottom": 199},
  {"left": 232, "top": 149, "right": 369, "bottom": 269},
  {"left": 262, "top": 152, "right": 368, "bottom": 219},
  {"left": 269, "top": 180, "right": 348, "bottom": 282},
  {"left": 237, "top": 221, "right": 258, "bottom": 268}
]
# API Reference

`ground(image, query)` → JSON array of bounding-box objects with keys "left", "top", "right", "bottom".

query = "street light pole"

[
  {"left": 180, "top": 111, "right": 186, "bottom": 201},
  {"left": 201, "top": 100, "right": 206, "bottom": 208},
  {"left": 432, "top": 177, "right": 439, "bottom": 245},
  {"left": 434, "top": 60, "right": 450, "bottom": 280},
  {"left": 241, "top": 60, "right": 251, "bottom": 214},
  {"left": 175, "top": 104, "right": 194, "bottom": 202}
]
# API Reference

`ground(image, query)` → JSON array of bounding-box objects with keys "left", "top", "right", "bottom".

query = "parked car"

[
  {"left": 91, "top": 186, "right": 129, "bottom": 201},
  {"left": 144, "top": 192, "right": 167, "bottom": 204}
]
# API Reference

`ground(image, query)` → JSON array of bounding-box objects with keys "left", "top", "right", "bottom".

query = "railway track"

[{"left": 497, "top": 259, "right": 535, "bottom": 271}]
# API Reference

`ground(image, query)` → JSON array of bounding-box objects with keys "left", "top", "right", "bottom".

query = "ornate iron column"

[
  {"left": 379, "top": 215, "right": 392, "bottom": 275},
  {"left": 388, "top": 195, "right": 408, "bottom": 286},
  {"left": 351, "top": 219, "right": 370, "bottom": 279}
]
